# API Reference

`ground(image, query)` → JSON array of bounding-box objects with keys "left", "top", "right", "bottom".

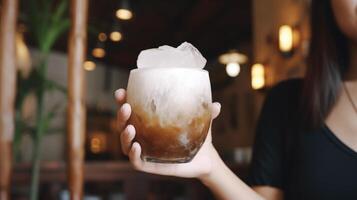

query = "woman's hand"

[{"left": 115, "top": 88, "right": 221, "bottom": 179}]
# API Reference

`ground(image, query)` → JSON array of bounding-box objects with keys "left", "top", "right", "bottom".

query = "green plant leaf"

[
  {"left": 20, "top": 1, "right": 70, "bottom": 199},
  {"left": 41, "top": 19, "right": 70, "bottom": 53},
  {"left": 51, "top": 0, "right": 68, "bottom": 25},
  {"left": 13, "top": 111, "right": 24, "bottom": 161},
  {"left": 41, "top": 0, "right": 69, "bottom": 53},
  {"left": 41, "top": 0, "right": 52, "bottom": 29},
  {"left": 45, "top": 79, "right": 67, "bottom": 95},
  {"left": 15, "top": 70, "right": 42, "bottom": 108},
  {"left": 41, "top": 103, "right": 62, "bottom": 137}
]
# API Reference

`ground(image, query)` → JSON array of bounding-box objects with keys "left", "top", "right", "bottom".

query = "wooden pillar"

[
  {"left": 0, "top": 0, "right": 18, "bottom": 199},
  {"left": 67, "top": 0, "right": 88, "bottom": 199}
]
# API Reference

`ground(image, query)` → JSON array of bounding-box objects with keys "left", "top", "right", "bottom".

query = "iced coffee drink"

[{"left": 126, "top": 42, "right": 212, "bottom": 163}]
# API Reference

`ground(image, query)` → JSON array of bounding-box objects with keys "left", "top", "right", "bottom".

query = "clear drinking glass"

[{"left": 126, "top": 67, "right": 212, "bottom": 163}]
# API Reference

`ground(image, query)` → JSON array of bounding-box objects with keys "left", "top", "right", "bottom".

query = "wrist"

[{"left": 198, "top": 145, "right": 225, "bottom": 185}]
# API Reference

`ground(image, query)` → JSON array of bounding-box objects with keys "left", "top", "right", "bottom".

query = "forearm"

[{"left": 199, "top": 149, "right": 264, "bottom": 200}]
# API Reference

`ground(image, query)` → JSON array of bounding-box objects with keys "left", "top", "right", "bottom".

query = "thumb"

[{"left": 211, "top": 102, "right": 221, "bottom": 120}]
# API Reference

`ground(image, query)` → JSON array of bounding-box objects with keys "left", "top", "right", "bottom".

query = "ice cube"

[{"left": 136, "top": 42, "right": 207, "bottom": 69}]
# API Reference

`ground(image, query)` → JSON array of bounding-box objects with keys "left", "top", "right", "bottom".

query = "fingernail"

[
  {"left": 125, "top": 127, "right": 131, "bottom": 137},
  {"left": 132, "top": 142, "right": 139, "bottom": 151},
  {"left": 121, "top": 103, "right": 129, "bottom": 113},
  {"left": 115, "top": 89, "right": 124, "bottom": 98},
  {"left": 126, "top": 125, "right": 134, "bottom": 135}
]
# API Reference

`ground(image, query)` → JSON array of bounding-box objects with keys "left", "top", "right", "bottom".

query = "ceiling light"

[
  {"left": 110, "top": 21, "right": 123, "bottom": 42},
  {"left": 98, "top": 32, "right": 107, "bottom": 42},
  {"left": 92, "top": 48, "right": 106, "bottom": 58},
  {"left": 92, "top": 39, "right": 106, "bottom": 58},
  {"left": 279, "top": 25, "right": 293, "bottom": 53},
  {"left": 219, "top": 50, "right": 248, "bottom": 65},
  {"left": 110, "top": 31, "right": 122, "bottom": 42},
  {"left": 116, "top": 0, "right": 133, "bottom": 20},
  {"left": 83, "top": 60, "right": 96, "bottom": 71},
  {"left": 226, "top": 62, "right": 240, "bottom": 77},
  {"left": 116, "top": 9, "right": 133, "bottom": 20},
  {"left": 251, "top": 63, "right": 265, "bottom": 90}
]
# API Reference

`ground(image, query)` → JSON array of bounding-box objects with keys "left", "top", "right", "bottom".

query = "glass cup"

[{"left": 126, "top": 67, "right": 212, "bottom": 163}]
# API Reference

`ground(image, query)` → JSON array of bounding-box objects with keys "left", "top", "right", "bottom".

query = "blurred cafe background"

[{"left": 0, "top": 0, "right": 310, "bottom": 199}]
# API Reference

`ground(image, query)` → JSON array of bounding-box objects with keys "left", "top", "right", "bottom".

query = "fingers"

[
  {"left": 128, "top": 142, "right": 179, "bottom": 176},
  {"left": 114, "top": 89, "right": 126, "bottom": 106},
  {"left": 211, "top": 102, "right": 221, "bottom": 120},
  {"left": 128, "top": 142, "right": 143, "bottom": 169},
  {"left": 117, "top": 103, "right": 131, "bottom": 133},
  {"left": 120, "top": 125, "right": 136, "bottom": 155},
  {"left": 115, "top": 89, "right": 134, "bottom": 155}
]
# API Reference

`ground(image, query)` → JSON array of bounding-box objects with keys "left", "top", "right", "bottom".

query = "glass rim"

[{"left": 129, "top": 67, "right": 208, "bottom": 73}]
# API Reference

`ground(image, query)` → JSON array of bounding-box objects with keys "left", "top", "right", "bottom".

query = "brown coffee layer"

[{"left": 129, "top": 106, "right": 211, "bottom": 163}]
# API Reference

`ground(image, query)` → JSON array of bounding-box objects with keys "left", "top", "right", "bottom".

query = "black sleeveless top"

[{"left": 247, "top": 79, "right": 357, "bottom": 200}]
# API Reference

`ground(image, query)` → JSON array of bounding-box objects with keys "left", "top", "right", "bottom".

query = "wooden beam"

[
  {"left": 0, "top": 0, "right": 18, "bottom": 199},
  {"left": 67, "top": 0, "right": 88, "bottom": 199}
]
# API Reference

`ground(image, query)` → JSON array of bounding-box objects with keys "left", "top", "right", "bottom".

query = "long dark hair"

[{"left": 302, "top": 0, "right": 350, "bottom": 129}]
